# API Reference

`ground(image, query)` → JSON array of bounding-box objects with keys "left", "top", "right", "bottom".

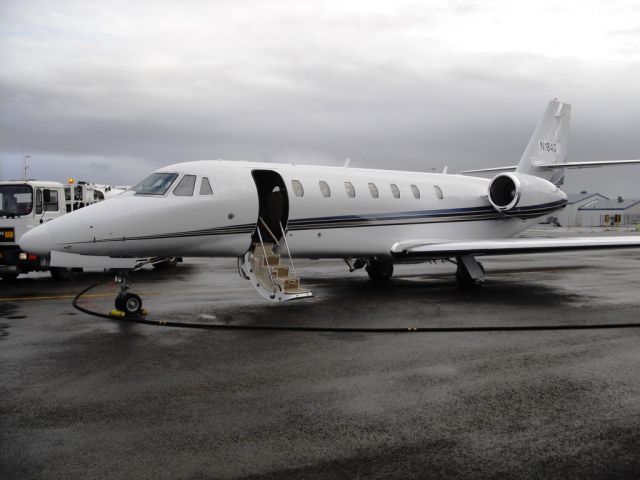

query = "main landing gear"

[
  {"left": 345, "top": 258, "right": 394, "bottom": 282},
  {"left": 113, "top": 269, "right": 143, "bottom": 317},
  {"left": 366, "top": 260, "right": 394, "bottom": 282},
  {"left": 347, "top": 255, "right": 485, "bottom": 288},
  {"left": 455, "top": 255, "right": 485, "bottom": 289}
]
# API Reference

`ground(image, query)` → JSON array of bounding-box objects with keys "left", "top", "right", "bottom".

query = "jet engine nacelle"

[{"left": 488, "top": 172, "right": 567, "bottom": 216}]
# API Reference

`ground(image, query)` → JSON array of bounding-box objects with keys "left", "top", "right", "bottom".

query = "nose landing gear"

[{"left": 113, "top": 270, "right": 144, "bottom": 317}]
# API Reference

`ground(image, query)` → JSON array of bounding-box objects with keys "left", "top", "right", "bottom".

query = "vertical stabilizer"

[{"left": 516, "top": 99, "right": 571, "bottom": 185}]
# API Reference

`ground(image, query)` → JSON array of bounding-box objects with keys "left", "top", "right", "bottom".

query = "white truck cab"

[{"left": 0, "top": 179, "right": 101, "bottom": 280}]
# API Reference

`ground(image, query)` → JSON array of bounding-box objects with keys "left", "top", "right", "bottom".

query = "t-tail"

[
  {"left": 516, "top": 99, "right": 571, "bottom": 185},
  {"left": 461, "top": 99, "right": 640, "bottom": 179}
]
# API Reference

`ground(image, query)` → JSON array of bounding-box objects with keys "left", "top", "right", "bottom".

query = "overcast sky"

[{"left": 1, "top": 0, "right": 640, "bottom": 196}]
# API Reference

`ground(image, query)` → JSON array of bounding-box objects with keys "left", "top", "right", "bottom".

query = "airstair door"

[
  {"left": 250, "top": 170, "right": 288, "bottom": 243},
  {"left": 238, "top": 170, "right": 312, "bottom": 302}
]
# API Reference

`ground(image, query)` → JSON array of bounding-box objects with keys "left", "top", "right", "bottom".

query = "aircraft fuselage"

[{"left": 19, "top": 160, "right": 566, "bottom": 260}]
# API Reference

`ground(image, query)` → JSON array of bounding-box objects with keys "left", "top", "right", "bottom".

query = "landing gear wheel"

[
  {"left": 115, "top": 292, "right": 143, "bottom": 316},
  {"left": 366, "top": 261, "right": 394, "bottom": 282},
  {"left": 50, "top": 267, "right": 75, "bottom": 281}
]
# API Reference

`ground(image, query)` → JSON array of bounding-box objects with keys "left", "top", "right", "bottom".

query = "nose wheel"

[
  {"left": 113, "top": 269, "right": 144, "bottom": 317},
  {"left": 115, "top": 292, "right": 143, "bottom": 316}
]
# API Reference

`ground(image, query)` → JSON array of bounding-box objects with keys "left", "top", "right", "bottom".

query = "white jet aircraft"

[{"left": 19, "top": 100, "right": 640, "bottom": 315}]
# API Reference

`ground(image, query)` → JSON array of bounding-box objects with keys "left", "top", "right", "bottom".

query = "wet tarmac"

[{"left": 2, "top": 248, "right": 640, "bottom": 479}]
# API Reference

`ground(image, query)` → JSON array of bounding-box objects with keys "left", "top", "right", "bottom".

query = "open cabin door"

[
  {"left": 239, "top": 170, "right": 312, "bottom": 302},
  {"left": 251, "top": 170, "right": 289, "bottom": 243}
]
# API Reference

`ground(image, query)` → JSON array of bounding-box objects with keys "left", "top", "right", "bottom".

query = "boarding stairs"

[{"left": 240, "top": 219, "right": 312, "bottom": 302}]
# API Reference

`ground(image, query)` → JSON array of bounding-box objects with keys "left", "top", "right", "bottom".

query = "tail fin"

[{"left": 516, "top": 99, "right": 571, "bottom": 185}]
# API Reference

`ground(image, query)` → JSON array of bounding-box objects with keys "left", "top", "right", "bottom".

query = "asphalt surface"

[{"left": 2, "top": 246, "right": 640, "bottom": 479}]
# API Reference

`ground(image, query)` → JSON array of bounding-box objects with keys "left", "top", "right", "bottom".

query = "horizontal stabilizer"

[
  {"left": 460, "top": 165, "right": 517, "bottom": 175},
  {"left": 51, "top": 250, "right": 138, "bottom": 269},
  {"left": 461, "top": 159, "right": 640, "bottom": 175},
  {"left": 543, "top": 159, "right": 640, "bottom": 169},
  {"left": 391, "top": 236, "right": 640, "bottom": 258}
]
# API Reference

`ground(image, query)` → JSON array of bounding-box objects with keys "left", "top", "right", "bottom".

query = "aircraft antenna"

[{"left": 23, "top": 154, "right": 30, "bottom": 180}]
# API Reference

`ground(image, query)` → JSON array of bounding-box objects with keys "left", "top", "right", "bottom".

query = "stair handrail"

[
  {"left": 258, "top": 217, "right": 280, "bottom": 246},
  {"left": 279, "top": 221, "right": 297, "bottom": 278},
  {"left": 256, "top": 227, "right": 279, "bottom": 291}
]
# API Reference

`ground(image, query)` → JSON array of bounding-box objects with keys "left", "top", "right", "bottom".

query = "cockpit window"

[
  {"left": 132, "top": 173, "right": 179, "bottom": 195},
  {"left": 200, "top": 177, "right": 214, "bottom": 195},
  {"left": 173, "top": 175, "right": 197, "bottom": 196}
]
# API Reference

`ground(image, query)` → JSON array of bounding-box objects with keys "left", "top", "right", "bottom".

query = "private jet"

[{"left": 19, "top": 100, "right": 640, "bottom": 315}]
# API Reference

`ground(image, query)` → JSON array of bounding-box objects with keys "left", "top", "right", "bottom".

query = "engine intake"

[
  {"left": 488, "top": 173, "right": 520, "bottom": 211},
  {"left": 488, "top": 172, "right": 567, "bottom": 216}
]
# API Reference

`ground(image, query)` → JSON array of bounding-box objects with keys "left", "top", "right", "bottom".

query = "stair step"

[
  {"left": 262, "top": 255, "right": 280, "bottom": 266},
  {"left": 270, "top": 266, "right": 289, "bottom": 278},
  {"left": 253, "top": 243, "right": 276, "bottom": 256},
  {"left": 273, "top": 277, "right": 300, "bottom": 292}
]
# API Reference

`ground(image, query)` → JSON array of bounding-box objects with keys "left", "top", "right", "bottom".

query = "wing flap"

[{"left": 391, "top": 236, "right": 640, "bottom": 258}]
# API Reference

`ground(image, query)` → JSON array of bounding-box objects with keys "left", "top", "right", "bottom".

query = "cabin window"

[
  {"left": 344, "top": 182, "right": 356, "bottom": 198},
  {"left": 390, "top": 183, "right": 400, "bottom": 199},
  {"left": 434, "top": 185, "right": 444, "bottom": 200},
  {"left": 411, "top": 184, "right": 420, "bottom": 199},
  {"left": 319, "top": 181, "right": 331, "bottom": 198},
  {"left": 200, "top": 177, "right": 214, "bottom": 195},
  {"left": 173, "top": 174, "right": 197, "bottom": 196},
  {"left": 292, "top": 180, "right": 304, "bottom": 197},
  {"left": 133, "top": 172, "right": 179, "bottom": 195},
  {"left": 368, "top": 183, "right": 379, "bottom": 198}
]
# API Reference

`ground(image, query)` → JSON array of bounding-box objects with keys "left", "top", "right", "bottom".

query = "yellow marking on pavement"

[
  {"left": 1, "top": 292, "right": 162, "bottom": 302},
  {"left": 0, "top": 286, "right": 257, "bottom": 302}
]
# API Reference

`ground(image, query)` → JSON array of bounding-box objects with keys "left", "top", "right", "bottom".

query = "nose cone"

[{"left": 19, "top": 224, "right": 53, "bottom": 256}]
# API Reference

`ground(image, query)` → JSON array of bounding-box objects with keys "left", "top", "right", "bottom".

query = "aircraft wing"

[{"left": 391, "top": 235, "right": 640, "bottom": 258}]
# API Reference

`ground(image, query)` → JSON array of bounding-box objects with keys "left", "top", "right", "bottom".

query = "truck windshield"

[
  {"left": 0, "top": 185, "right": 33, "bottom": 217},
  {"left": 132, "top": 173, "right": 179, "bottom": 195}
]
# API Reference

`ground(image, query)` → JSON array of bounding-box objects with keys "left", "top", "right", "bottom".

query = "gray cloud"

[{"left": 1, "top": 0, "right": 640, "bottom": 197}]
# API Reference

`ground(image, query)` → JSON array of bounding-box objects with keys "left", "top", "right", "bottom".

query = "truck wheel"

[
  {"left": 50, "top": 267, "right": 75, "bottom": 281},
  {"left": 1, "top": 272, "right": 19, "bottom": 281}
]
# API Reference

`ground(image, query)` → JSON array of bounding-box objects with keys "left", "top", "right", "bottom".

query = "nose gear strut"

[{"left": 112, "top": 268, "right": 144, "bottom": 317}]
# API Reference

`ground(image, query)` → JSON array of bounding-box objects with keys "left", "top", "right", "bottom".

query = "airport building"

[
  {"left": 578, "top": 197, "right": 640, "bottom": 228},
  {"left": 552, "top": 192, "right": 609, "bottom": 227}
]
